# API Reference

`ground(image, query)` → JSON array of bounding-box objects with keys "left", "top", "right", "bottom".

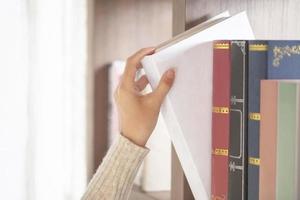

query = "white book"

[{"left": 141, "top": 11, "right": 255, "bottom": 200}]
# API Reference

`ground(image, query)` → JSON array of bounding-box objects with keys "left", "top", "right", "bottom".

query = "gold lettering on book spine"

[
  {"left": 213, "top": 106, "right": 229, "bottom": 114},
  {"left": 249, "top": 157, "right": 260, "bottom": 166},
  {"left": 212, "top": 195, "right": 226, "bottom": 200},
  {"left": 249, "top": 44, "right": 268, "bottom": 51},
  {"left": 249, "top": 112, "right": 261, "bottom": 121},
  {"left": 214, "top": 43, "right": 229, "bottom": 49},
  {"left": 273, "top": 45, "right": 300, "bottom": 67},
  {"left": 213, "top": 148, "right": 228, "bottom": 156}
]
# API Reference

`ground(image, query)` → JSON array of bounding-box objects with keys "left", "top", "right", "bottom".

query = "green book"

[{"left": 276, "top": 82, "right": 300, "bottom": 199}]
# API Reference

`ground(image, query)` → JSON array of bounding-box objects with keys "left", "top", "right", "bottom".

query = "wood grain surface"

[{"left": 186, "top": 0, "right": 300, "bottom": 39}]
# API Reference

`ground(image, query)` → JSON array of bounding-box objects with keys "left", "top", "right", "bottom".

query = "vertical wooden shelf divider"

[{"left": 171, "top": 0, "right": 194, "bottom": 199}]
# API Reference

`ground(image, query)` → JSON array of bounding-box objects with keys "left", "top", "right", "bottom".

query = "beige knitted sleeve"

[{"left": 81, "top": 134, "right": 149, "bottom": 200}]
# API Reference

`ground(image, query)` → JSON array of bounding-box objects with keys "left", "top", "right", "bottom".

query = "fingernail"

[{"left": 166, "top": 69, "right": 175, "bottom": 79}]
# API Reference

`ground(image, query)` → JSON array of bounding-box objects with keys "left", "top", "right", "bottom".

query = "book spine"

[
  {"left": 228, "top": 40, "right": 248, "bottom": 200},
  {"left": 276, "top": 82, "right": 298, "bottom": 199},
  {"left": 267, "top": 40, "right": 300, "bottom": 79},
  {"left": 211, "top": 41, "right": 231, "bottom": 200},
  {"left": 247, "top": 41, "right": 268, "bottom": 200},
  {"left": 296, "top": 85, "right": 300, "bottom": 199},
  {"left": 259, "top": 80, "right": 278, "bottom": 200}
]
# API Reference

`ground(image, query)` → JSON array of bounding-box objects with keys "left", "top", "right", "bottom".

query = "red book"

[{"left": 211, "top": 40, "right": 231, "bottom": 200}]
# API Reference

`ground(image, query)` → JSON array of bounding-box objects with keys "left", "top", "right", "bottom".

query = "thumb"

[{"left": 151, "top": 68, "right": 175, "bottom": 105}]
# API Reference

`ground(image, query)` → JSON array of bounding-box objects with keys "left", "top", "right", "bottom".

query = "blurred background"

[{"left": 0, "top": 0, "right": 173, "bottom": 199}]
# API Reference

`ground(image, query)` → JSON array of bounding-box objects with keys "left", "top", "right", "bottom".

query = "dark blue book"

[
  {"left": 247, "top": 41, "right": 268, "bottom": 200},
  {"left": 268, "top": 40, "right": 300, "bottom": 79}
]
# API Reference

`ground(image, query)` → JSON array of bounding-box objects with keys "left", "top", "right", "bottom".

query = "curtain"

[{"left": 0, "top": 0, "right": 92, "bottom": 199}]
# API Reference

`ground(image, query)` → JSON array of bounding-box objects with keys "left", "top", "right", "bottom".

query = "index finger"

[{"left": 123, "top": 47, "right": 155, "bottom": 85}]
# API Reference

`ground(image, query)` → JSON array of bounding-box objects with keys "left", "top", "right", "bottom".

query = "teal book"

[
  {"left": 276, "top": 82, "right": 300, "bottom": 199},
  {"left": 247, "top": 41, "right": 268, "bottom": 200}
]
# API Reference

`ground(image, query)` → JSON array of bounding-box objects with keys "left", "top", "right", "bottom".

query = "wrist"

[{"left": 121, "top": 131, "right": 148, "bottom": 147}]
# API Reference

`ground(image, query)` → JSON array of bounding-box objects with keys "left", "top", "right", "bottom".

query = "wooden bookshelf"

[
  {"left": 171, "top": 0, "right": 300, "bottom": 199},
  {"left": 94, "top": 0, "right": 300, "bottom": 199}
]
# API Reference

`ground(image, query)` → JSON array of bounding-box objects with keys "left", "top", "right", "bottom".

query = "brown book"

[{"left": 259, "top": 80, "right": 278, "bottom": 200}]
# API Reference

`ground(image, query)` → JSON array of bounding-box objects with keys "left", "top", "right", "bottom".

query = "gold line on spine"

[
  {"left": 214, "top": 43, "right": 230, "bottom": 49},
  {"left": 213, "top": 148, "right": 228, "bottom": 156},
  {"left": 213, "top": 106, "right": 229, "bottom": 114},
  {"left": 249, "top": 157, "right": 260, "bottom": 166},
  {"left": 249, "top": 44, "right": 268, "bottom": 51},
  {"left": 249, "top": 112, "right": 261, "bottom": 120}
]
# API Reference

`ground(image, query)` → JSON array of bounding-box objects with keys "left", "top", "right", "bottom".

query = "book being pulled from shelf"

[{"left": 141, "top": 11, "right": 254, "bottom": 200}]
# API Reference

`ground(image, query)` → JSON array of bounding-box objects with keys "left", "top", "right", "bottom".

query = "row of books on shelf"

[{"left": 211, "top": 40, "right": 300, "bottom": 200}]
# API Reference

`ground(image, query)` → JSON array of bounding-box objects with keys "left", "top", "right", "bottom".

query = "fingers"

[
  {"left": 150, "top": 68, "right": 175, "bottom": 105},
  {"left": 123, "top": 47, "right": 155, "bottom": 85},
  {"left": 135, "top": 75, "right": 149, "bottom": 91}
]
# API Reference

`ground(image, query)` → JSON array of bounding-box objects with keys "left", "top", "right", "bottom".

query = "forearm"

[{"left": 82, "top": 135, "right": 149, "bottom": 200}]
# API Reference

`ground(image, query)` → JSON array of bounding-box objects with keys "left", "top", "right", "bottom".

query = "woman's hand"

[{"left": 114, "top": 47, "right": 175, "bottom": 146}]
